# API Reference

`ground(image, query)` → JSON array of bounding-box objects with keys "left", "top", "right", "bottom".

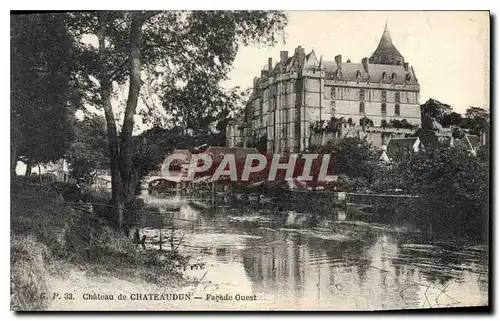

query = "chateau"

[{"left": 227, "top": 24, "right": 422, "bottom": 153}]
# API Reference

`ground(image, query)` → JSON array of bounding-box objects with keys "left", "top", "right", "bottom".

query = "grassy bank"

[{"left": 11, "top": 180, "right": 189, "bottom": 311}]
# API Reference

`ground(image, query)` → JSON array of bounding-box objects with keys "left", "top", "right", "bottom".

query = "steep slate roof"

[
  {"left": 466, "top": 135, "right": 482, "bottom": 149},
  {"left": 258, "top": 25, "right": 418, "bottom": 87},
  {"left": 455, "top": 134, "right": 482, "bottom": 151},
  {"left": 386, "top": 137, "right": 419, "bottom": 157},
  {"left": 321, "top": 61, "right": 417, "bottom": 85},
  {"left": 369, "top": 24, "right": 404, "bottom": 62}
]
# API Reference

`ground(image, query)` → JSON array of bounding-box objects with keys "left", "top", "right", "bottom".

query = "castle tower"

[{"left": 369, "top": 23, "right": 405, "bottom": 66}]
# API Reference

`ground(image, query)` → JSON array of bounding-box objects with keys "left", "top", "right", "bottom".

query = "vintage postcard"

[{"left": 10, "top": 10, "right": 490, "bottom": 311}]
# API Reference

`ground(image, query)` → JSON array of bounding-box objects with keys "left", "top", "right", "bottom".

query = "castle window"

[
  {"left": 395, "top": 91, "right": 400, "bottom": 103},
  {"left": 359, "top": 88, "right": 365, "bottom": 101},
  {"left": 381, "top": 90, "right": 387, "bottom": 102},
  {"left": 330, "top": 87, "right": 336, "bottom": 98},
  {"left": 359, "top": 102, "right": 365, "bottom": 114},
  {"left": 381, "top": 103, "right": 387, "bottom": 116},
  {"left": 395, "top": 104, "right": 400, "bottom": 116}
]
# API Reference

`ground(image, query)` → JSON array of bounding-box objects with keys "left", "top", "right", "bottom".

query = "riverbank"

[{"left": 10, "top": 181, "right": 190, "bottom": 311}]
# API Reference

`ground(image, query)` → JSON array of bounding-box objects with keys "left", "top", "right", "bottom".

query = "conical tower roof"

[{"left": 369, "top": 23, "right": 405, "bottom": 65}]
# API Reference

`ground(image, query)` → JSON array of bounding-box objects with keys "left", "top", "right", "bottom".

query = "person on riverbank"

[{"left": 62, "top": 178, "right": 85, "bottom": 203}]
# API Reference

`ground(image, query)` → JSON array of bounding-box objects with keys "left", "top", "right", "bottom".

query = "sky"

[
  {"left": 74, "top": 10, "right": 490, "bottom": 132},
  {"left": 223, "top": 11, "right": 490, "bottom": 114}
]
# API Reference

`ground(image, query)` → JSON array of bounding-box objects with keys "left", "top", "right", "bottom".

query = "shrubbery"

[{"left": 11, "top": 181, "right": 189, "bottom": 310}]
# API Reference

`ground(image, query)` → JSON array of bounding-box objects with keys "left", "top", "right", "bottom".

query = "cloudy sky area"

[{"left": 223, "top": 11, "right": 490, "bottom": 113}]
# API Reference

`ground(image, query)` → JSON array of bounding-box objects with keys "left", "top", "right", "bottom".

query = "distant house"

[
  {"left": 15, "top": 159, "right": 69, "bottom": 182},
  {"left": 386, "top": 137, "right": 422, "bottom": 160},
  {"left": 452, "top": 134, "right": 483, "bottom": 156}
]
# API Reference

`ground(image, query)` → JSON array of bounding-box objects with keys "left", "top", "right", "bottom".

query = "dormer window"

[
  {"left": 406, "top": 73, "right": 411, "bottom": 81},
  {"left": 336, "top": 70, "right": 342, "bottom": 78},
  {"left": 356, "top": 70, "right": 362, "bottom": 79},
  {"left": 382, "top": 72, "right": 387, "bottom": 80},
  {"left": 392, "top": 73, "right": 397, "bottom": 80}
]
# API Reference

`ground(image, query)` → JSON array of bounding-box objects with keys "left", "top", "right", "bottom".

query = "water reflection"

[{"left": 139, "top": 195, "right": 488, "bottom": 310}]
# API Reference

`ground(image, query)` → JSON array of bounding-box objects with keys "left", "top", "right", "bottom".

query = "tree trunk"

[
  {"left": 119, "top": 12, "right": 146, "bottom": 212},
  {"left": 38, "top": 164, "right": 42, "bottom": 186},
  {"left": 98, "top": 12, "right": 153, "bottom": 231},
  {"left": 25, "top": 158, "right": 32, "bottom": 176},
  {"left": 98, "top": 12, "right": 124, "bottom": 229},
  {"left": 11, "top": 141, "right": 18, "bottom": 178}
]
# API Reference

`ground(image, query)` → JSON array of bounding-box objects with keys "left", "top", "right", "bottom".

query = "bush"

[{"left": 10, "top": 235, "right": 50, "bottom": 311}]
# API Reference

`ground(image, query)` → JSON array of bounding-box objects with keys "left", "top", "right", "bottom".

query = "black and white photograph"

[{"left": 9, "top": 10, "right": 490, "bottom": 311}]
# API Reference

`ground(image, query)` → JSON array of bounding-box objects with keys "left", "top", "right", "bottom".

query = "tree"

[
  {"left": 393, "top": 147, "right": 489, "bottom": 239},
  {"left": 71, "top": 11, "right": 287, "bottom": 229},
  {"left": 249, "top": 135, "right": 268, "bottom": 154},
  {"left": 420, "top": 98, "right": 453, "bottom": 128},
  {"left": 359, "top": 117, "right": 374, "bottom": 128},
  {"left": 66, "top": 114, "right": 109, "bottom": 182},
  {"left": 11, "top": 13, "right": 80, "bottom": 177},
  {"left": 462, "top": 107, "right": 489, "bottom": 136},
  {"left": 311, "top": 137, "right": 380, "bottom": 183},
  {"left": 414, "top": 128, "right": 439, "bottom": 150},
  {"left": 441, "top": 112, "right": 463, "bottom": 128}
]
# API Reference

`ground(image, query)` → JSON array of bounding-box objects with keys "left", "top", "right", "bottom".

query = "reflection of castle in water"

[
  {"left": 241, "top": 229, "right": 378, "bottom": 304},
  {"left": 140, "top": 197, "right": 488, "bottom": 309},
  {"left": 239, "top": 229, "right": 485, "bottom": 309}
]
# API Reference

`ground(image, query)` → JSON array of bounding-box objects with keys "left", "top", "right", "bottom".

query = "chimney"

[
  {"left": 362, "top": 57, "right": 369, "bottom": 72},
  {"left": 335, "top": 55, "right": 342, "bottom": 68},
  {"left": 295, "top": 46, "right": 305, "bottom": 68},
  {"left": 268, "top": 57, "right": 273, "bottom": 71},
  {"left": 280, "top": 51, "right": 288, "bottom": 72},
  {"left": 404, "top": 62, "right": 409, "bottom": 71}
]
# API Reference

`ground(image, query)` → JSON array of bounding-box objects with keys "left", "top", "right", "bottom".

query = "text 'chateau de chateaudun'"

[{"left": 227, "top": 24, "right": 421, "bottom": 154}]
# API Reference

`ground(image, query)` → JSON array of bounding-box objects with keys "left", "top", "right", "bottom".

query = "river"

[{"left": 138, "top": 194, "right": 489, "bottom": 311}]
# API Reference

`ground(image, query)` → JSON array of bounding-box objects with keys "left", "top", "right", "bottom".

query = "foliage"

[
  {"left": 359, "top": 117, "right": 374, "bottom": 128},
  {"left": 420, "top": 98, "right": 453, "bottom": 128},
  {"left": 11, "top": 13, "right": 81, "bottom": 175},
  {"left": 311, "top": 137, "right": 380, "bottom": 183},
  {"left": 388, "top": 147, "right": 489, "bottom": 240},
  {"left": 69, "top": 11, "right": 287, "bottom": 227},
  {"left": 131, "top": 126, "right": 178, "bottom": 179},
  {"left": 66, "top": 114, "right": 109, "bottom": 182},
  {"left": 441, "top": 112, "right": 463, "bottom": 127},
  {"left": 389, "top": 118, "right": 415, "bottom": 129},
  {"left": 248, "top": 135, "right": 268, "bottom": 153},
  {"left": 461, "top": 107, "right": 489, "bottom": 136},
  {"left": 310, "top": 120, "right": 326, "bottom": 134}
]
